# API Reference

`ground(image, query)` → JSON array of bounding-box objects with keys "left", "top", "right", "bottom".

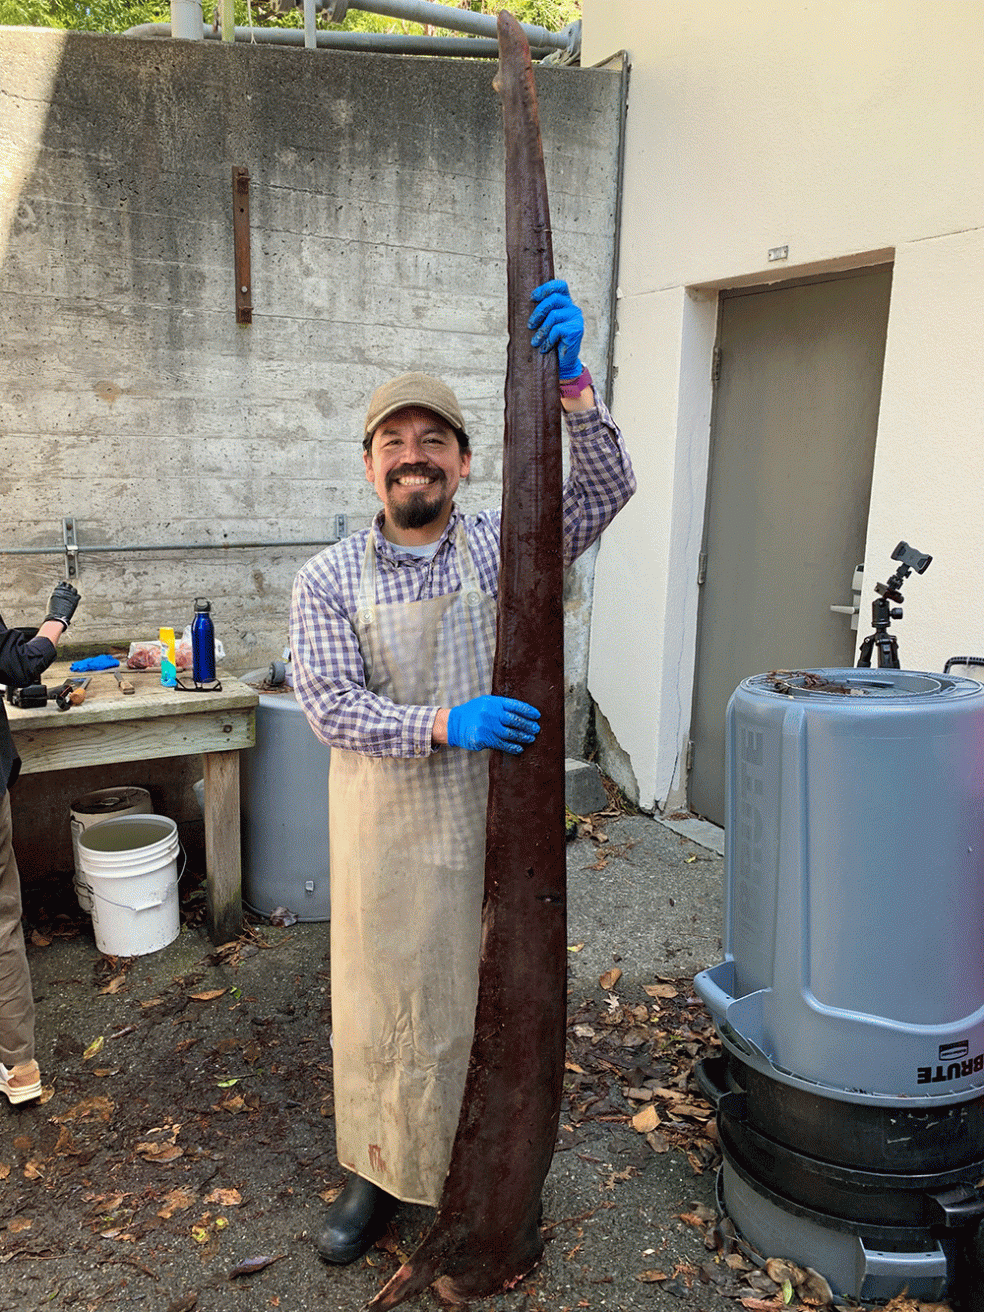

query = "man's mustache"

[{"left": 386, "top": 463, "right": 446, "bottom": 490}]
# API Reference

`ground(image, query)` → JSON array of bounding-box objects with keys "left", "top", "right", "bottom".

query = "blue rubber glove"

[
  {"left": 529, "top": 279, "right": 585, "bottom": 381},
  {"left": 69, "top": 654, "right": 119, "bottom": 671},
  {"left": 446, "top": 696, "right": 541, "bottom": 754}
]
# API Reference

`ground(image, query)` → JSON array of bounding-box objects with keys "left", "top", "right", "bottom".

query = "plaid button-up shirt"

[{"left": 290, "top": 394, "right": 635, "bottom": 759}]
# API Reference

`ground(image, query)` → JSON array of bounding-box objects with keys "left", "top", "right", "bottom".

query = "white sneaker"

[{"left": 0, "top": 1060, "right": 42, "bottom": 1105}]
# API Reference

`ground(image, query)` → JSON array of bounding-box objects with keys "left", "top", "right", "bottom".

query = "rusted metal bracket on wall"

[{"left": 233, "top": 166, "right": 252, "bottom": 325}]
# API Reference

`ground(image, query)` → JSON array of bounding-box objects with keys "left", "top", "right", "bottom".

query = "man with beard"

[{"left": 289, "top": 280, "right": 635, "bottom": 1264}]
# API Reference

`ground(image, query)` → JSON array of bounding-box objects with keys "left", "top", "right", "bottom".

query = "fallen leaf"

[
  {"left": 678, "top": 1211, "right": 712, "bottom": 1229},
  {"left": 670, "top": 1101, "right": 712, "bottom": 1121},
  {"left": 765, "top": 1259, "right": 805, "bottom": 1286},
  {"left": 644, "top": 983, "right": 679, "bottom": 999},
  {"left": 8, "top": 1217, "right": 32, "bottom": 1233},
  {"left": 652, "top": 1086, "right": 686, "bottom": 1103},
  {"left": 0, "top": 1163, "right": 8, "bottom": 1179},
  {"left": 83, "top": 1036, "right": 105, "bottom": 1060},
  {"left": 189, "top": 989, "right": 227, "bottom": 1002},
  {"left": 645, "top": 1129, "right": 669, "bottom": 1153},
  {"left": 204, "top": 1188, "right": 242, "bottom": 1206},
  {"left": 567, "top": 943, "right": 585, "bottom": 953},
  {"left": 228, "top": 1253, "right": 287, "bottom": 1278},
  {"left": 740, "top": 1301, "right": 783, "bottom": 1311},
  {"left": 599, "top": 968, "right": 622, "bottom": 991},
  {"left": 621, "top": 1027, "right": 649, "bottom": 1048},
  {"left": 29, "top": 930, "right": 51, "bottom": 947},
  {"left": 136, "top": 1142, "right": 184, "bottom": 1163},
  {"left": 213, "top": 1093, "right": 246, "bottom": 1114},
  {"left": 165, "top": 1293, "right": 199, "bottom": 1312},
  {"left": 631, "top": 1105, "right": 661, "bottom": 1134},
  {"left": 158, "top": 1188, "right": 197, "bottom": 1218},
  {"left": 797, "top": 1268, "right": 833, "bottom": 1304},
  {"left": 140, "top": 997, "right": 165, "bottom": 1008},
  {"left": 23, "top": 1160, "right": 44, "bottom": 1179},
  {"left": 54, "top": 1096, "right": 114, "bottom": 1124},
  {"left": 636, "top": 1269, "right": 667, "bottom": 1283},
  {"left": 216, "top": 1079, "right": 239, "bottom": 1088},
  {"left": 99, "top": 975, "right": 127, "bottom": 995}
]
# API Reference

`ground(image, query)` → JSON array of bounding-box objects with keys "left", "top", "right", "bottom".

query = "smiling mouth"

[{"left": 387, "top": 465, "right": 444, "bottom": 491}]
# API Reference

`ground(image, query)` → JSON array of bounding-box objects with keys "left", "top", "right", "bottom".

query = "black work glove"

[{"left": 45, "top": 581, "right": 81, "bottom": 630}]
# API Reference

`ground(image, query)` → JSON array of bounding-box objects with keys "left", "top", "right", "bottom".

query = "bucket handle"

[
  {"left": 91, "top": 891, "right": 169, "bottom": 913},
  {"left": 80, "top": 843, "right": 187, "bottom": 916}
]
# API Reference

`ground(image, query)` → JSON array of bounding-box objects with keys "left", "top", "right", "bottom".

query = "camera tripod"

[{"left": 856, "top": 540, "right": 931, "bottom": 669}]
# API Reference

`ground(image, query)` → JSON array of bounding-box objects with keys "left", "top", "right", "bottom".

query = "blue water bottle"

[{"left": 191, "top": 598, "right": 216, "bottom": 685}]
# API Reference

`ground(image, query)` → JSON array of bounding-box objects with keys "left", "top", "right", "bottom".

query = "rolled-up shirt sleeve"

[
  {"left": 0, "top": 629, "right": 57, "bottom": 687},
  {"left": 562, "top": 391, "right": 636, "bottom": 566},
  {"left": 290, "top": 561, "right": 439, "bottom": 759}
]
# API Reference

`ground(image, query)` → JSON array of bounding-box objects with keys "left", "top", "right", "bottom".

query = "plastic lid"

[
  {"left": 194, "top": 598, "right": 212, "bottom": 612},
  {"left": 745, "top": 669, "right": 969, "bottom": 699}
]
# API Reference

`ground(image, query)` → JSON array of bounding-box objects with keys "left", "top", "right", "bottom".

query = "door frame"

[{"left": 685, "top": 262, "right": 894, "bottom": 823}]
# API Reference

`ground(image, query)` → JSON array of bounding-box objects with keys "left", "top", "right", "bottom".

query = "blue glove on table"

[
  {"left": 529, "top": 279, "right": 585, "bottom": 381},
  {"left": 446, "top": 696, "right": 541, "bottom": 754},
  {"left": 70, "top": 654, "right": 119, "bottom": 671}
]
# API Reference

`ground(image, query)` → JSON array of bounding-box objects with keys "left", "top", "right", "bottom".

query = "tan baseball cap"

[{"left": 364, "top": 373, "right": 469, "bottom": 446}]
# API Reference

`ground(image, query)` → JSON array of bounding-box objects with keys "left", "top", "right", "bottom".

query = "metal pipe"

[
  {"left": 303, "top": 0, "right": 316, "bottom": 48},
  {"left": 169, "top": 0, "right": 203, "bottom": 39},
  {"left": 604, "top": 58, "right": 631, "bottom": 409},
  {"left": 324, "top": 0, "right": 567, "bottom": 52},
  {"left": 124, "top": 24, "right": 551, "bottom": 55},
  {"left": 0, "top": 539, "right": 338, "bottom": 556}
]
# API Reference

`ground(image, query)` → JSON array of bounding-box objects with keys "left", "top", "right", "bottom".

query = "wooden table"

[{"left": 7, "top": 665, "right": 258, "bottom": 945}]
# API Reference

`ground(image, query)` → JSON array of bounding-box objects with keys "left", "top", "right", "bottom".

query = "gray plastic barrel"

[
  {"left": 695, "top": 668, "right": 984, "bottom": 1104},
  {"left": 240, "top": 689, "right": 331, "bottom": 921}
]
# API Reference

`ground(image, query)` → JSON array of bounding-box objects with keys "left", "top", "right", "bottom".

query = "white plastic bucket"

[
  {"left": 71, "top": 787, "right": 153, "bottom": 912},
  {"left": 78, "top": 815, "right": 181, "bottom": 956}
]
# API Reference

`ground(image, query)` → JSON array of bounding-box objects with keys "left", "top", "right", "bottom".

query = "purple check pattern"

[{"left": 290, "top": 394, "right": 636, "bottom": 759}]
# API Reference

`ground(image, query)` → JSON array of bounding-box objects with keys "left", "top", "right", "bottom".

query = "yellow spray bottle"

[{"left": 159, "top": 627, "right": 177, "bottom": 688}]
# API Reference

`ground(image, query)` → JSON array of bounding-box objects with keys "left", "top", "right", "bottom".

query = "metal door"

[{"left": 689, "top": 267, "right": 893, "bottom": 825}]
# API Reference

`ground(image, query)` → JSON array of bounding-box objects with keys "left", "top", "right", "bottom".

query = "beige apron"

[{"left": 329, "top": 523, "right": 496, "bottom": 1205}]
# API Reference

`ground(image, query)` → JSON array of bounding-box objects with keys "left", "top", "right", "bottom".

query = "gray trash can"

[
  {"left": 696, "top": 668, "right": 984, "bottom": 1302},
  {"left": 240, "top": 688, "right": 331, "bottom": 921}
]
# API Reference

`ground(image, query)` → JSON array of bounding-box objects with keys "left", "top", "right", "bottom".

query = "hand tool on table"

[
  {"left": 113, "top": 671, "right": 135, "bottom": 694},
  {"left": 6, "top": 677, "right": 89, "bottom": 710},
  {"left": 54, "top": 677, "right": 90, "bottom": 710}
]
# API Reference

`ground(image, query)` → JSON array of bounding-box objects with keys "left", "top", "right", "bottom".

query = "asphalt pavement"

[{"left": 1, "top": 811, "right": 743, "bottom": 1312}]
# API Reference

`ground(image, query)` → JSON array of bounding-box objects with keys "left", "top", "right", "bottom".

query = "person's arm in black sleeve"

[{"left": 0, "top": 582, "right": 80, "bottom": 687}]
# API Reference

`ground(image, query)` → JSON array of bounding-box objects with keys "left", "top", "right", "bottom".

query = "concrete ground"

[{"left": 0, "top": 811, "right": 872, "bottom": 1312}]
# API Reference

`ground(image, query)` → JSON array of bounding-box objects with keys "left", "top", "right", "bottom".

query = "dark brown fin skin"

[{"left": 367, "top": 11, "right": 564, "bottom": 1310}]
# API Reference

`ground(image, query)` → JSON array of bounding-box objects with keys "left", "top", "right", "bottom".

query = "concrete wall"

[
  {"left": 0, "top": 30, "right": 624, "bottom": 880},
  {"left": 581, "top": 0, "right": 984, "bottom": 812},
  {"left": 0, "top": 30, "right": 621, "bottom": 721}
]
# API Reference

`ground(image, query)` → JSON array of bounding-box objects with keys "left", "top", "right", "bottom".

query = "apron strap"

[{"left": 357, "top": 519, "right": 485, "bottom": 621}]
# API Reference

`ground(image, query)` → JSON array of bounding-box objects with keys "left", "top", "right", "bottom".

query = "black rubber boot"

[{"left": 316, "top": 1174, "right": 397, "bottom": 1265}]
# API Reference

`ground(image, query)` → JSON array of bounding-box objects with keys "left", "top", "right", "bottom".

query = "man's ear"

[
  {"left": 460, "top": 450, "right": 472, "bottom": 481},
  {"left": 364, "top": 450, "right": 374, "bottom": 483}
]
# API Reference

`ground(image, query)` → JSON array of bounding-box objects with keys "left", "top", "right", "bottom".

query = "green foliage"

[{"left": 0, "top": 0, "right": 579, "bottom": 36}]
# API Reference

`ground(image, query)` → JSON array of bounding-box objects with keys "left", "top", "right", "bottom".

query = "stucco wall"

[
  {"left": 582, "top": 0, "right": 984, "bottom": 811},
  {"left": 0, "top": 29, "right": 622, "bottom": 759}
]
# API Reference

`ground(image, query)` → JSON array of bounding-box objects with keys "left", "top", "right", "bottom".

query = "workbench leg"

[{"left": 203, "top": 748, "right": 243, "bottom": 945}]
